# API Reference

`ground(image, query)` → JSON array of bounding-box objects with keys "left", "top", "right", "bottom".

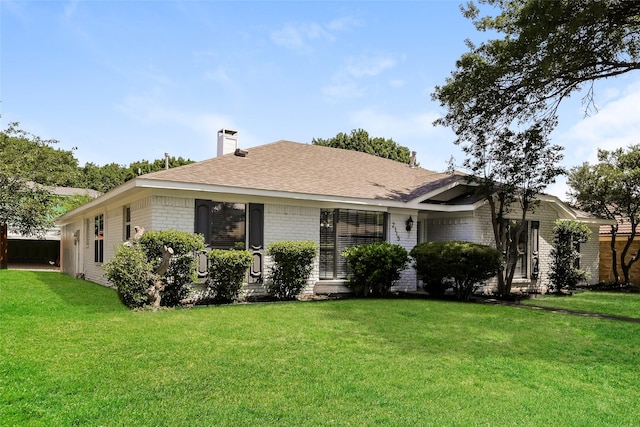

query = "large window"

[
  {"left": 195, "top": 200, "right": 246, "bottom": 249},
  {"left": 319, "top": 209, "right": 386, "bottom": 280},
  {"left": 94, "top": 214, "right": 104, "bottom": 263}
]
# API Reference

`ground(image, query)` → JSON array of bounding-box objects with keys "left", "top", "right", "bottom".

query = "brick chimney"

[{"left": 217, "top": 129, "right": 238, "bottom": 156}]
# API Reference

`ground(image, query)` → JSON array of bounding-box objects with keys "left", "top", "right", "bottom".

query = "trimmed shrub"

[
  {"left": 139, "top": 230, "right": 206, "bottom": 306},
  {"left": 104, "top": 244, "right": 153, "bottom": 309},
  {"left": 206, "top": 249, "right": 253, "bottom": 303},
  {"left": 267, "top": 240, "right": 318, "bottom": 300},
  {"left": 411, "top": 241, "right": 503, "bottom": 301},
  {"left": 549, "top": 219, "right": 591, "bottom": 293},
  {"left": 342, "top": 242, "right": 410, "bottom": 297}
]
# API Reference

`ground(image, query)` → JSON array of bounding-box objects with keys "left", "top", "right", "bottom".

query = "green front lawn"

[
  {"left": 521, "top": 291, "right": 640, "bottom": 319},
  {"left": 2, "top": 271, "right": 640, "bottom": 426}
]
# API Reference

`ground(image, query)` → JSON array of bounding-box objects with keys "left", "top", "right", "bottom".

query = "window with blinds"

[
  {"left": 319, "top": 208, "right": 386, "bottom": 280},
  {"left": 195, "top": 200, "right": 246, "bottom": 250}
]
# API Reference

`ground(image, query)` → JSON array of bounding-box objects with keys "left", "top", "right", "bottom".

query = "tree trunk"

[
  {"left": 610, "top": 226, "right": 620, "bottom": 284},
  {"left": 146, "top": 245, "right": 174, "bottom": 309},
  {"left": 620, "top": 226, "right": 639, "bottom": 286},
  {"left": 0, "top": 223, "right": 7, "bottom": 270}
]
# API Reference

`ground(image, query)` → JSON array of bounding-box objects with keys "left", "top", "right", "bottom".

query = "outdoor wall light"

[{"left": 405, "top": 216, "right": 414, "bottom": 232}]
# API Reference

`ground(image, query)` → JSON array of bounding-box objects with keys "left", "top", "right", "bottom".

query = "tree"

[
  {"left": 430, "top": 0, "right": 631, "bottom": 296},
  {"left": 433, "top": 0, "right": 640, "bottom": 146},
  {"left": 312, "top": 129, "right": 415, "bottom": 165},
  {"left": 78, "top": 156, "right": 195, "bottom": 193},
  {"left": 568, "top": 145, "right": 640, "bottom": 285},
  {"left": 549, "top": 219, "right": 591, "bottom": 293},
  {"left": 447, "top": 125, "right": 564, "bottom": 297},
  {"left": 0, "top": 123, "right": 78, "bottom": 269}
]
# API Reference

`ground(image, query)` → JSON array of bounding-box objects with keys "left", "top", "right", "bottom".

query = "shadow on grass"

[
  {"left": 317, "top": 295, "right": 640, "bottom": 370},
  {"left": 33, "top": 271, "right": 127, "bottom": 315}
]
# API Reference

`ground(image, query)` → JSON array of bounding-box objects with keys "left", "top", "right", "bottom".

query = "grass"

[
  {"left": 2, "top": 271, "right": 640, "bottom": 426},
  {"left": 521, "top": 290, "right": 640, "bottom": 319}
]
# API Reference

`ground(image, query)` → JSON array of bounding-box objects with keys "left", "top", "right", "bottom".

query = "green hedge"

[
  {"left": 342, "top": 242, "right": 410, "bottom": 297},
  {"left": 267, "top": 241, "right": 318, "bottom": 300},
  {"left": 104, "top": 244, "right": 153, "bottom": 309},
  {"left": 105, "top": 230, "right": 205, "bottom": 308},
  {"left": 411, "top": 241, "right": 503, "bottom": 301},
  {"left": 206, "top": 249, "right": 253, "bottom": 303}
]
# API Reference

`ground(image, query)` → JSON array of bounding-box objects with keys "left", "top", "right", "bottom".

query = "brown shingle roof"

[{"left": 142, "top": 140, "right": 459, "bottom": 202}]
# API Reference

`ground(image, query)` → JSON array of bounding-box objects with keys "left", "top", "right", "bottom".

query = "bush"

[
  {"left": 104, "top": 244, "right": 153, "bottom": 309},
  {"left": 342, "top": 242, "right": 410, "bottom": 297},
  {"left": 549, "top": 219, "right": 591, "bottom": 293},
  {"left": 411, "top": 241, "right": 503, "bottom": 301},
  {"left": 139, "top": 230, "right": 205, "bottom": 306},
  {"left": 206, "top": 249, "right": 253, "bottom": 303},
  {"left": 267, "top": 241, "right": 318, "bottom": 300}
]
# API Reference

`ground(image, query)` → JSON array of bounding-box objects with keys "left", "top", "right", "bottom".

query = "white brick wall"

[
  {"left": 389, "top": 212, "right": 418, "bottom": 292},
  {"left": 150, "top": 196, "right": 194, "bottom": 232},
  {"left": 472, "top": 202, "right": 601, "bottom": 294},
  {"left": 426, "top": 213, "right": 475, "bottom": 242},
  {"left": 258, "top": 204, "right": 321, "bottom": 296}
]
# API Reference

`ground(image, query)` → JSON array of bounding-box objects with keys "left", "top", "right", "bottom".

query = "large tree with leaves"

[
  {"left": 434, "top": 0, "right": 640, "bottom": 144},
  {"left": 568, "top": 145, "right": 640, "bottom": 285},
  {"left": 312, "top": 129, "right": 414, "bottom": 165},
  {"left": 0, "top": 123, "right": 79, "bottom": 268},
  {"left": 433, "top": 1, "right": 596, "bottom": 296}
]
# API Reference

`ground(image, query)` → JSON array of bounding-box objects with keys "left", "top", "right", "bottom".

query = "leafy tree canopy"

[
  {"left": 433, "top": 0, "right": 640, "bottom": 142},
  {"left": 0, "top": 123, "right": 75, "bottom": 238},
  {"left": 312, "top": 128, "right": 415, "bottom": 165}
]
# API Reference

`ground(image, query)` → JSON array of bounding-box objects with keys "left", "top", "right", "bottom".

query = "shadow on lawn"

[
  {"left": 318, "top": 296, "right": 639, "bottom": 368},
  {"left": 33, "top": 271, "right": 127, "bottom": 314}
]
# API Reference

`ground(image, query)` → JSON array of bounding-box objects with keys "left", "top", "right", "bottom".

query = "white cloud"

[
  {"left": 63, "top": 0, "right": 80, "bottom": 19},
  {"left": 556, "top": 81, "right": 640, "bottom": 165},
  {"left": 270, "top": 16, "right": 357, "bottom": 54},
  {"left": 114, "top": 92, "right": 234, "bottom": 146},
  {"left": 322, "top": 81, "right": 364, "bottom": 104},
  {"left": 270, "top": 22, "right": 332, "bottom": 53},
  {"left": 345, "top": 53, "right": 397, "bottom": 78},
  {"left": 322, "top": 52, "right": 400, "bottom": 103},
  {"left": 204, "top": 66, "right": 233, "bottom": 85}
]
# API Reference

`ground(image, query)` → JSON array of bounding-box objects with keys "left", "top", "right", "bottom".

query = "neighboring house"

[
  {"left": 599, "top": 221, "right": 640, "bottom": 285},
  {"left": 8, "top": 186, "right": 100, "bottom": 266},
  {"left": 56, "top": 130, "right": 608, "bottom": 295}
]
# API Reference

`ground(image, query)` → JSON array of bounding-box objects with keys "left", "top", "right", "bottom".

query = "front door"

[{"left": 248, "top": 203, "right": 264, "bottom": 284}]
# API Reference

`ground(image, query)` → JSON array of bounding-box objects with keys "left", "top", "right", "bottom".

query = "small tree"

[
  {"left": 267, "top": 241, "right": 318, "bottom": 300},
  {"left": 206, "top": 249, "right": 253, "bottom": 303},
  {"left": 342, "top": 242, "right": 409, "bottom": 297},
  {"left": 139, "top": 230, "right": 205, "bottom": 306},
  {"left": 568, "top": 145, "right": 640, "bottom": 285},
  {"left": 549, "top": 220, "right": 591, "bottom": 294},
  {"left": 411, "top": 241, "right": 503, "bottom": 301}
]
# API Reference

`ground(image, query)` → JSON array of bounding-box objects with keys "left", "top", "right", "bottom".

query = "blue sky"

[{"left": 3, "top": 1, "right": 640, "bottom": 201}]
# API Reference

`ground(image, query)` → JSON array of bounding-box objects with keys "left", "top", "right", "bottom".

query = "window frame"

[
  {"left": 319, "top": 208, "right": 387, "bottom": 280},
  {"left": 123, "top": 206, "right": 131, "bottom": 241},
  {"left": 195, "top": 200, "right": 247, "bottom": 250},
  {"left": 94, "top": 214, "right": 104, "bottom": 263}
]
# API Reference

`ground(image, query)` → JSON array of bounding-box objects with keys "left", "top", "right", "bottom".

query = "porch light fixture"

[{"left": 405, "top": 216, "right": 414, "bottom": 232}]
